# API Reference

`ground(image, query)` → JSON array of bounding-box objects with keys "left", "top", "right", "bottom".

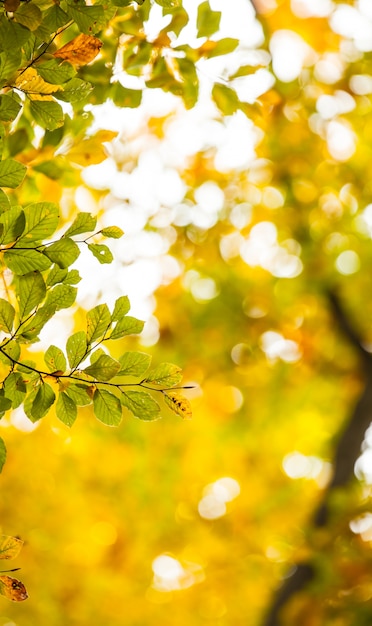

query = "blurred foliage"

[{"left": 2, "top": 0, "right": 372, "bottom": 625}]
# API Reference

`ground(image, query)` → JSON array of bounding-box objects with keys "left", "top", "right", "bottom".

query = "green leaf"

[
  {"left": 163, "top": 6, "right": 188, "bottom": 35},
  {"left": 64, "top": 212, "right": 97, "bottom": 237},
  {"left": 14, "top": 3, "right": 42, "bottom": 30},
  {"left": 197, "top": 1, "right": 221, "bottom": 38},
  {"left": 0, "top": 159, "right": 26, "bottom": 188},
  {"left": 110, "top": 316, "right": 144, "bottom": 340},
  {"left": 0, "top": 206, "right": 25, "bottom": 244},
  {"left": 121, "top": 389, "right": 160, "bottom": 421},
  {"left": 14, "top": 271, "right": 46, "bottom": 318},
  {"left": 0, "top": 298, "right": 15, "bottom": 333},
  {"left": 118, "top": 351, "right": 151, "bottom": 377},
  {"left": 27, "top": 382, "right": 56, "bottom": 421},
  {"left": 100, "top": 226, "right": 124, "bottom": 239},
  {"left": 0, "top": 189, "right": 10, "bottom": 213},
  {"left": 0, "top": 393, "right": 11, "bottom": 413},
  {"left": 40, "top": 4, "right": 70, "bottom": 33},
  {"left": 44, "top": 345, "right": 67, "bottom": 374},
  {"left": 87, "top": 243, "right": 113, "bottom": 264},
  {"left": 3, "top": 373, "right": 26, "bottom": 409},
  {"left": 155, "top": 0, "right": 181, "bottom": 7},
  {"left": 110, "top": 83, "right": 142, "bottom": 108},
  {"left": 204, "top": 38, "right": 239, "bottom": 59},
  {"left": 83, "top": 354, "right": 121, "bottom": 381},
  {"left": 66, "top": 331, "right": 87, "bottom": 369},
  {"left": 65, "top": 383, "right": 92, "bottom": 406},
  {"left": 163, "top": 391, "right": 192, "bottom": 419},
  {"left": 65, "top": 3, "right": 106, "bottom": 34},
  {"left": 93, "top": 388, "right": 122, "bottom": 426},
  {"left": 46, "top": 265, "right": 68, "bottom": 287},
  {"left": 0, "top": 51, "right": 21, "bottom": 86},
  {"left": 45, "top": 283, "right": 77, "bottom": 311},
  {"left": 19, "top": 304, "right": 56, "bottom": 341},
  {"left": 86, "top": 304, "right": 111, "bottom": 343},
  {"left": 54, "top": 78, "right": 93, "bottom": 104},
  {"left": 4, "top": 248, "right": 52, "bottom": 274},
  {"left": 111, "top": 295, "right": 130, "bottom": 321},
  {"left": 56, "top": 392, "right": 77, "bottom": 427},
  {"left": 65, "top": 269, "right": 81, "bottom": 285},
  {"left": 144, "top": 363, "right": 182, "bottom": 387},
  {"left": 29, "top": 100, "right": 64, "bottom": 131},
  {"left": 212, "top": 83, "right": 239, "bottom": 115},
  {"left": 0, "top": 438, "right": 6, "bottom": 474},
  {"left": 0, "top": 16, "right": 32, "bottom": 49},
  {"left": 0, "top": 95, "right": 21, "bottom": 123},
  {"left": 43, "top": 238, "right": 80, "bottom": 268},
  {"left": 0, "top": 340, "right": 20, "bottom": 365},
  {"left": 36, "top": 59, "right": 76, "bottom": 85},
  {"left": 18, "top": 202, "right": 59, "bottom": 243}
]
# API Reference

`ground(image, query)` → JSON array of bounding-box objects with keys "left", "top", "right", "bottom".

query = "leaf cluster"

[{"left": 0, "top": 202, "right": 191, "bottom": 470}]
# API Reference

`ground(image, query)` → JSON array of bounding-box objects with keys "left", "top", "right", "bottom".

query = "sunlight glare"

[
  {"left": 291, "top": 0, "right": 334, "bottom": 18},
  {"left": 260, "top": 331, "right": 302, "bottom": 363},
  {"left": 151, "top": 554, "right": 204, "bottom": 592},
  {"left": 326, "top": 120, "right": 356, "bottom": 161},
  {"left": 283, "top": 452, "right": 326, "bottom": 480},
  {"left": 240, "top": 222, "right": 303, "bottom": 278},
  {"left": 198, "top": 477, "right": 240, "bottom": 520},
  {"left": 269, "top": 30, "right": 316, "bottom": 82},
  {"left": 335, "top": 250, "right": 360, "bottom": 275}
]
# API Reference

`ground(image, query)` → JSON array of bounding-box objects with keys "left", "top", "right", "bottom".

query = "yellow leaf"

[
  {"left": 15, "top": 68, "right": 60, "bottom": 96},
  {"left": 65, "top": 130, "right": 118, "bottom": 166},
  {"left": 164, "top": 392, "right": 192, "bottom": 419},
  {"left": 0, "top": 576, "right": 28, "bottom": 602},
  {"left": 53, "top": 34, "right": 102, "bottom": 67}
]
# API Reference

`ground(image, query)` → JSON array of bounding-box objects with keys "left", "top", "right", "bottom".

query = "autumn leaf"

[
  {"left": 163, "top": 391, "right": 192, "bottom": 419},
  {"left": 0, "top": 536, "right": 27, "bottom": 602},
  {"left": 4, "top": 0, "right": 20, "bottom": 10},
  {"left": 15, "top": 68, "right": 60, "bottom": 98},
  {"left": 53, "top": 34, "right": 103, "bottom": 67},
  {"left": 0, "top": 576, "right": 28, "bottom": 602}
]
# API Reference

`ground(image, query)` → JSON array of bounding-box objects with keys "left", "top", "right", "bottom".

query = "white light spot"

[
  {"left": 350, "top": 513, "right": 372, "bottom": 541},
  {"left": 198, "top": 477, "right": 240, "bottom": 520},
  {"left": 314, "top": 53, "right": 344, "bottom": 84},
  {"left": 316, "top": 91, "right": 355, "bottom": 120},
  {"left": 240, "top": 222, "right": 303, "bottom": 278},
  {"left": 335, "top": 250, "right": 360, "bottom": 275},
  {"left": 283, "top": 452, "right": 325, "bottom": 479},
  {"left": 291, "top": 0, "right": 334, "bottom": 18},
  {"left": 194, "top": 182, "right": 224, "bottom": 213},
  {"left": 151, "top": 554, "right": 204, "bottom": 592},
  {"left": 330, "top": 5, "right": 372, "bottom": 52},
  {"left": 262, "top": 187, "right": 285, "bottom": 209},
  {"left": 326, "top": 120, "right": 356, "bottom": 161},
  {"left": 260, "top": 331, "right": 302, "bottom": 363},
  {"left": 269, "top": 30, "right": 316, "bottom": 82},
  {"left": 350, "top": 74, "right": 372, "bottom": 95},
  {"left": 198, "top": 495, "right": 227, "bottom": 520}
]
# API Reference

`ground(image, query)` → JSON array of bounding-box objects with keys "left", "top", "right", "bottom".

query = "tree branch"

[{"left": 261, "top": 290, "right": 372, "bottom": 626}]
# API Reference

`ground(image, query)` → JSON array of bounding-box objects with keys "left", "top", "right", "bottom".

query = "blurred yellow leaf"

[
  {"left": 53, "top": 34, "right": 102, "bottom": 67},
  {"left": 65, "top": 130, "right": 118, "bottom": 166}
]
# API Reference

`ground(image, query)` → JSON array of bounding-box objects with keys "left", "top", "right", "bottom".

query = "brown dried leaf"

[
  {"left": 4, "top": 0, "right": 20, "bottom": 11},
  {"left": 53, "top": 34, "right": 102, "bottom": 67}
]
